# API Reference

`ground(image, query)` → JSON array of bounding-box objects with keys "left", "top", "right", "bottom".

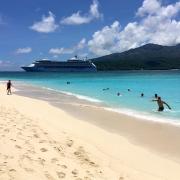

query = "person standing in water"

[
  {"left": 7, "top": 80, "right": 12, "bottom": 95},
  {"left": 154, "top": 93, "right": 158, "bottom": 99},
  {"left": 152, "top": 96, "right": 171, "bottom": 111}
]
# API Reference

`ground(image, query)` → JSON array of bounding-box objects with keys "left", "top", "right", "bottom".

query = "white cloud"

[
  {"left": 88, "top": 0, "right": 180, "bottom": 56},
  {"left": 88, "top": 21, "right": 120, "bottom": 56},
  {"left": 49, "top": 47, "right": 74, "bottom": 55},
  {"left": 16, "top": 47, "right": 32, "bottom": 54},
  {"left": 30, "top": 11, "right": 58, "bottom": 33},
  {"left": 61, "top": 12, "right": 91, "bottom": 25},
  {"left": 89, "top": 0, "right": 102, "bottom": 19},
  {"left": 76, "top": 38, "right": 86, "bottom": 49},
  {"left": 49, "top": 38, "right": 86, "bottom": 55},
  {"left": 136, "top": 0, "right": 161, "bottom": 17},
  {"left": 0, "top": 60, "right": 13, "bottom": 67},
  {"left": 61, "top": 0, "right": 102, "bottom": 25}
]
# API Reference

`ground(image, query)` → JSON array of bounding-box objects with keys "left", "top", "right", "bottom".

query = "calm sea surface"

[{"left": 0, "top": 71, "right": 180, "bottom": 123}]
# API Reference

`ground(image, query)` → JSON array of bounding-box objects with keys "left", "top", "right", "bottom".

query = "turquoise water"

[{"left": 0, "top": 71, "right": 180, "bottom": 123}]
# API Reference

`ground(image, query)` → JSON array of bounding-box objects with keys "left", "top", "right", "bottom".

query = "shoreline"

[
  {"left": 1, "top": 82, "right": 180, "bottom": 179},
  {"left": 43, "top": 87, "right": 180, "bottom": 125},
  {"left": 16, "top": 81, "right": 180, "bottom": 125},
  {"left": 15, "top": 83, "right": 180, "bottom": 161}
]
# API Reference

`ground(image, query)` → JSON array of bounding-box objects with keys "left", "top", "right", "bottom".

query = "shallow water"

[{"left": 0, "top": 70, "right": 180, "bottom": 122}]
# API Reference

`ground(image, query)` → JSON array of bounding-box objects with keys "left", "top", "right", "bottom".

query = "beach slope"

[{"left": 0, "top": 84, "right": 180, "bottom": 180}]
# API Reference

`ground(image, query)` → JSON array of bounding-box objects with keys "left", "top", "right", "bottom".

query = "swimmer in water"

[
  {"left": 154, "top": 93, "right": 158, "bottom": 99},
  {"left": 152, "top": 96, "right": 171, "bottom": 111},
  {"left": 102, "top": 88, "right": 109, "bottom": 91},
  {"left": 117, "top": 92, "right": 121, "bottom": 96}
]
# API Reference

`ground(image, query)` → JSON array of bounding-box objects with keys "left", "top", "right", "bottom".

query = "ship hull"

[{"left": 21, "top": 66, "right": 97, "bottom": 72}]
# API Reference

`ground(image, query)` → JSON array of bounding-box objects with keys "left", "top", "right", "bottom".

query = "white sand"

[{"left": 0, "top": 85, "right": 180, "bottom": 180}]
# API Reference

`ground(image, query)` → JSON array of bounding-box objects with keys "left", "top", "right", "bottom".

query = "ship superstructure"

[{"left": 21, "top": 58, "right": 97, "bottom": 72}]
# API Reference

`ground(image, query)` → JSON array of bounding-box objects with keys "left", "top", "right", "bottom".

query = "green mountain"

[{"left": 91, "top": 44, "right": 180, "bottom": 70}]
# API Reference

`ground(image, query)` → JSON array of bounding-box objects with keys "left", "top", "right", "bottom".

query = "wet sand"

[{"left": 16, "top": 83, "right": 180, "bottom": 161}]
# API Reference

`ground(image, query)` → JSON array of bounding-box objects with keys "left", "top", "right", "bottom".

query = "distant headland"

[{"left": 91, "top": 43, "right": 180, "bottom": 70}]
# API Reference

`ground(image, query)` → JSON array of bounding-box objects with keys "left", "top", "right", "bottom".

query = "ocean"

[{"left": 0, "top": 71, "right": 180, "bottom": 123}]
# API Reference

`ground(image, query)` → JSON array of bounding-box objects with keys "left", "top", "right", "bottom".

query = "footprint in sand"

[
  {"left": 44, "top": 171, "right": 55, "bottom": 180},
  {"left": 54, "top": 146, "right": 63, "bottom": 152},
  {"left": 4, "top": 128, "right": 9, "bottom": 132},
  {"left": 56, "top": 171, "right": 66, "bottom": 179},
  {"left": 60, "top": 165, "right": 67, "bottom": 169},
  {"left": 38, "top": 157, "right": 46, "bottom": 165},
  {"left": 15, "top": 145, "right": 22, "bottom": 149},
  {"left": 89, "top": 161, "right": 96, "bottom": 166},
  {"left": 74, "top": 151, "right": 80, "bottom": 156},
  {"left": 9, "top": 169, "right": 16, "bottom": 172},
  {"left": 18, "top": 156, "right": 34, "bottom": 173},
  {"left": 24, "top": 167, "right": 34, "bottom": 173},
  {"left": 51, "top": 158, "right": 58, "bottom": 164},
  {"left": 119, "top": 177, "right": 124, "bottom": 180},
  {"left": 48, "top": 140, "right": 57, "bottom": 145},
  {"left": 17, "top": 128, "right": 22, "bottom": 131},
  {"left": 74, "top": 147, "right": 98, "bottom": 167},
  {"left": 72, "top": 169, "right": 78, "bottom": 176},
  {"left": 40, "top": 148, "right": 48, "bottom": 152},
  {"left": 39, "top": 140, "right": 47, "bottom": 144},
  {"left": 33, "top": 134, "right": 39, "bottom": 138},
  {"left": 66, "top": 139, "right": 74, "bottom": 147}
]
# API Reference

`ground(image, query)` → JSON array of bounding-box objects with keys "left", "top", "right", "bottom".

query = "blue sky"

[{"left": 0, "top": 0, "right": 180, "bottom": 70}]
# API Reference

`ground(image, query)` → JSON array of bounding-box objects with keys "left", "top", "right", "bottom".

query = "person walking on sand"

[
  {"left": 152, "top": 96, "right": 171, "bottom": 111},
  {"left": 7, "top": 80, "right": 12, "bottom": 95}
]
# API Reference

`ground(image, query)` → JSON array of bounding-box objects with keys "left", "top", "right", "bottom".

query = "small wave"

[
  {"left": 41, "top": 87, "right": 102, "bottom": 103},
  {"left": 60, "top": 91, "right": 102, "bottom": 103},
  {"left": 104, "top": 107, "right": 180, "bottom": 126},
  {"left": 31, "top": 86, "right": 180, "bottom": 125},
  {"left": 168, "top": 110, "right": 180, "bottom": 113},
  {"left": 43, "top": 87, "right": 56, "bottom": 91}
]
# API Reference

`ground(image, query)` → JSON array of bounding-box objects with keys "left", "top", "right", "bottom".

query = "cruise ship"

[{"left": 21, "top": 57, "right": 97, "bottom": 72}]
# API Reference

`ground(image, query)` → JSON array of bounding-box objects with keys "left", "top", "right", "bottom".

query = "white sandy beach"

[{"left": 0, "top": 84, "right": 180, "bottom": 180}]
